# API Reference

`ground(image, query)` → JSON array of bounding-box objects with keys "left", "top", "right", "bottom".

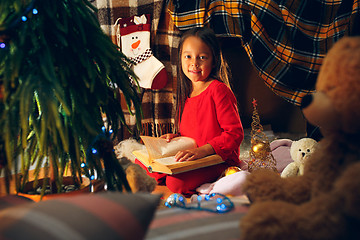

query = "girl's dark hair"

[{"left": 175, "top": 27, "right": 231, "bottom": 131}]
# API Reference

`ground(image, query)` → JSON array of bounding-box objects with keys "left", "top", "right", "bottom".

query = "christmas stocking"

[{"left": 114, "top": 14, "right": 168, "bottom": 89}]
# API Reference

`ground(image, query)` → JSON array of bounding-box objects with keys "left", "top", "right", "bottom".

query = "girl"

[{"left": 136, "top": 27, "right": 244, "bottom": 197}]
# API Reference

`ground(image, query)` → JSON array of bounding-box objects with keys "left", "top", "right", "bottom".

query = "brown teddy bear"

[{"left": 240, "top": 36, "right": 360, "bottom": 240}]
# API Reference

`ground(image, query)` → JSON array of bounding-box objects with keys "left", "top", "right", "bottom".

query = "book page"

[
  {"left": 154, "top": 156, "right": 179, "bottom": 165},
  {"left": 140, "top": 136, "right": 197, "bottom": 160}
]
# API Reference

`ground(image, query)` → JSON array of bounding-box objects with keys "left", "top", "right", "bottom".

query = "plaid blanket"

[
  {"left": 167, "top": 0, "right": 360, "bottom": 106},
  {"left": 92, "top": 0, "right": 181, "bottom": 139}
]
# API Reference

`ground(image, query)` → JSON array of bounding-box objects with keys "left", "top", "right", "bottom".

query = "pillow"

[
  {"left": 147, "top": 202, "right": 249, "bottom": 240},
  {"left": 0, "top": 192, "right": 161, "bottom": 240},
  {"left": 196, "top": 171, "right": 250, "bottom": 196},
  {"left": 0, "top": 195, "right": 34, "bottom": 210},
  {"left": 270, "top": 139, "right": 294, "bottom": 172}
]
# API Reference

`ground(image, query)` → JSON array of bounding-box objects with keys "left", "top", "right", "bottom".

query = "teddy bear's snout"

[{"left": 300, "top": 94, "right": 313, "bottom": 109}]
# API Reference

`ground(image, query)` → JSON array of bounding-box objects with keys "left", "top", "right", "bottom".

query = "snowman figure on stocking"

[{"left": 115, "top": 14, "right": 168, "bottom": 89}]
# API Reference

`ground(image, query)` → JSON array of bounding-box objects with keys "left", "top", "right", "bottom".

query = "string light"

[
  {"left": 81, "top": 160, "right": 96, "bottom": 191},
  {"left": 165, "top": 193, "right": 234, "bottom": 213},
  {"left": 0, "top": 0, "right": 38, "bottom": 33},
  {"left": 81, "top": 126, "right": 114, "bottom": 192},
  {"left": 101, "top": 126, "right": 113, "bottom": 134},
  {"left": 0, "top": 43, "right": 5, "bottom": 49}
]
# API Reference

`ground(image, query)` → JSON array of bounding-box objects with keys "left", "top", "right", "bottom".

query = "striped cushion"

[
  {"left": 0, "top": 192, "right": 161, "bottom": 240},
  {"left": 146, "top": 203, "right": 249, "bottom": 240},
  {"left": 0, "top": 195, "right": 34, "bottom": 210}
]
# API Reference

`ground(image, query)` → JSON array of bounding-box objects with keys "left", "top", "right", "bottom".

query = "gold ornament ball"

[
  {"left": 224, "top": 166, "right": 242, "bottom": 176},
  {"left": 252, "top": 142, "right": 265, "bottom": 152}
]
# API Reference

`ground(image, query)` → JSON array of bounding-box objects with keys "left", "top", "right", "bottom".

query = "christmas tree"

[
  {"left": 248, "top": 99, "right": 277, "bottom": 173},
  {"left": 0, "top": 0, "right": 142, "bottom": 194}
]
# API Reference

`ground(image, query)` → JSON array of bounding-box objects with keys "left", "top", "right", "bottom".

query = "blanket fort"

[{"left": 167, "top": 0, "right": 360, "bottom": 106}]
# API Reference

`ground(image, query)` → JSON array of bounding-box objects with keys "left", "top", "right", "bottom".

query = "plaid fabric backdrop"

[
  {"left": 92, "top": 0, "right": 359, "bottom": 139},
  {"left": 92, "top": 0, "right": 181, "bottom": 139},
  {"left": 167, "top": 0, "right": 360, "bottom": 106}
]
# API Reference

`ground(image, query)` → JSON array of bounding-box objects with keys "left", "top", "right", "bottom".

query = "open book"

[{"left": 132, "top": 136, "right": 224, "bottom": 175}]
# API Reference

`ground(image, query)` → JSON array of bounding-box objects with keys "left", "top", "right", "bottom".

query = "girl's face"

[{"left": 181, "top": 36, "right": 214, "bottom": 84}]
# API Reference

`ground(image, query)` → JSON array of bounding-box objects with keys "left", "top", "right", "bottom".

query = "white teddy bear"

[{"left": 280, "top": 138, "right": 318, "bottom": 178}]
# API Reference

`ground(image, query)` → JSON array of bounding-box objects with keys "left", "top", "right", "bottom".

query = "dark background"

[{"left": 220, "top": 37, "right": 306, "bottom": 134}]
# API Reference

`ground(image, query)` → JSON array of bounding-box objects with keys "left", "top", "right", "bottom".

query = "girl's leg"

[
  {"left": 165, "top": 163, "right": 228, "bottom": 197},
  {"left": 134, "top": 159, "right": 167, "bottom": 185}
]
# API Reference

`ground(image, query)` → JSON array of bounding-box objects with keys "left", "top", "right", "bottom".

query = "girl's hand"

[
  {"left": 174, "top": 149, "right": 201, "bottom": 162},
  {"left": 175, "top": 144, "right": 215, "bottom": 162},
  {"left": 160, "top": 133, "right": 179, "bottom": 142}
]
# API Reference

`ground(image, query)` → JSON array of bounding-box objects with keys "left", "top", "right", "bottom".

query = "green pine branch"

[{"left": 0, "top": 0, "right": 142, "bottom": 195}]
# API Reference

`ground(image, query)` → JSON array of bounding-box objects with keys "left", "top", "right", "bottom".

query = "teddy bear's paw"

[
  {"left": 242, "top": 169, "right": 285, "bottom": 203},
  {"left": 280, "top": 162, "right": 299, "bottom": 178},
  {"left": 240, "top": 201, "right": 298, "bottom": 240}
]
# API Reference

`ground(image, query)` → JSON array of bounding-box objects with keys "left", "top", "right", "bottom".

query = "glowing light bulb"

[
  {"left": 21, "top": 16, "right": 27, "bottom": 21},
  {"left": 253, "top": 142, "right": 264, "bottom": 152},
  {"left": 0, "top": 43, "right": 5, "bottom": 49},
  {"left": 32, "top": 9, "right": 38, "bottom": 14},
  {"left": 224, "top": 166, "right": 241, "bottom": 176}
]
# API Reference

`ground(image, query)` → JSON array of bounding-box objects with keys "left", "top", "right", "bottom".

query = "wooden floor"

[{"left": 151, "top": 185, "right": 174, "bottom": 200}]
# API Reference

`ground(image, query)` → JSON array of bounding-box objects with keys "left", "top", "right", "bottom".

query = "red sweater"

[{"left": 179, "top": 80, "right": 244, "bottom": 166}]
